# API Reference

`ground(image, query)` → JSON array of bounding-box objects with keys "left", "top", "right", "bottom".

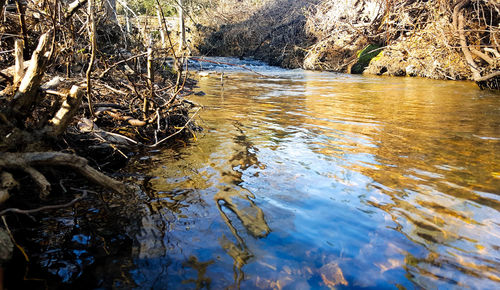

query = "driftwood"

[{"left": 14, "top": 0, "right": 27, "bottom": 52}]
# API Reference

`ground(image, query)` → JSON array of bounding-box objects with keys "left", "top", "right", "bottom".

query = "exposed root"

[{"left": 0, "top": 152, "right": 130, "bottom": 201}]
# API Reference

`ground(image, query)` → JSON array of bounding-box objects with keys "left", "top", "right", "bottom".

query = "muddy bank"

[{"left": 192, "top": 0, "right": 499, "bottom": 89}]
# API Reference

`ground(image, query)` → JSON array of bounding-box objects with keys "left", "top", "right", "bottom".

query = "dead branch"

[
  {"left": 453, "top": 0, "right": 470, "bottom": 30},
  {"left": 458, "top": 11, "right": 481, "bottom": 80},
  {"left": 476, "top": 70, "right": 500, "bottom": 82},
  {"left": 148, "top": 107, "right": 200, "bottom": 147},
  {"left": 0, "top": 60, "right": 29, "bottom": 78},
  {"left": 14, "top": 0, "right": 27, "bottom": 55},
  {"left": 0, "top": 190, "right": 88, "bottom": 217},
  {"left": 46, "top": 85, "right": 84, "bottom": 137},
  {"left": 0, "top": 0, "right": 5, "bottom": 20},
  {"left": 77, "top": 118, "right": 139, "bottom": 145},
  {"left": 13, "top": 39, "right": 24, "bottom": 87},
  {"left": 98, "top": 52, "right": 147, "bottom": 78},
  {"left": 9, "top": 31, "right": 52, "bottom": 118},
  {"left": 102, "top": 110, "right": 147, "bottom": 127},
  {"left": 23, "top": 166, "right": 51, "bottom": 198},
  {"left": 86, "top": 0, "right": 96, "bottom": 116},
  {"left": 65, "top": 0, "right": 88, "bottom": 20},
  {"left": 0, "top": 152, "right": 129, "bottom": 195},
  {"left": 470, "top": 48, "right": 495, "bottom": 65},
  {"left": 145, "top": 36, "right": 153, "bottom": 120}
]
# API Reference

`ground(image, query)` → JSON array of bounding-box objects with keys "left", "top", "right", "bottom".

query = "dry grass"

[
  {"left": 304, "top": 0, "right": 499, "bottom": 81},
  {"left": 191, "top": 0, "right": 318, "bottom": 67}
]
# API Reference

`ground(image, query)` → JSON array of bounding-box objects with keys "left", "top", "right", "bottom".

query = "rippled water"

[{"left": 130, "top": 58, "right": 500, "bottom": 289}]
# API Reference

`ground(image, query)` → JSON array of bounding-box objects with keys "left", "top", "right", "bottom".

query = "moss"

[{"left": 351, "top": 44, "right": 382, "bottom": 74}]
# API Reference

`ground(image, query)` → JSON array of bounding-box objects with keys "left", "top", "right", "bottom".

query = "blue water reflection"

[{"left": 129, "top": 58, "right": 500, "bottom": 289}]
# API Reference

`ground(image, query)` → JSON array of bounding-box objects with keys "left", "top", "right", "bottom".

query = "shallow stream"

[{"left": 129, "top": 58, "right": 500, "bottom": 289}]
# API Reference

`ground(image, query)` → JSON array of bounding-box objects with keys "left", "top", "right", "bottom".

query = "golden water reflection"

[{"left": 131, "top": 63, "right": 500, "bottom": 289}]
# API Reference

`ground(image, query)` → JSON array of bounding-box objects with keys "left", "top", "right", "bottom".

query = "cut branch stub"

[
  {"left": 0, "top": 171, "right": 19, "bottom": 204},
  {"left": 47, "top": 85, "right": 84, "bottom": 137},
  {"left": 10, "top": 31, "right": 52, "bottom": 118}
]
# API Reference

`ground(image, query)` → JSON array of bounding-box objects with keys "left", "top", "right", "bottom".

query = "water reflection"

[
  {"left": 301, "top": 74, "right": 500, "bottom": 287},
  {"left": 128, "top": 60, "right": 500, "bottom": 289}
]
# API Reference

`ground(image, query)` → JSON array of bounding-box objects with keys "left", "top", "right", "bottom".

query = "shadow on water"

[{"left": 214, "top": 122, "right": 271, "bottom": 287}]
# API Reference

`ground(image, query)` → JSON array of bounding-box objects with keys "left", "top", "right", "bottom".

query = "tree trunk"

[
  {"left": 156, "top": 6, "right": 166, "bottom": 49},
  {"left": 178, "top": 0, "right": 185, "bottom": 53}
]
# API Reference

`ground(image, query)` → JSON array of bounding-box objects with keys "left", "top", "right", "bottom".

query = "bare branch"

[{"left": 0, "top": 190, "right": 88, "bottom": 217}]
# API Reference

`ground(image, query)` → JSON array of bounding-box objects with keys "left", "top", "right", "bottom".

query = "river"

[{"left": 128, "top": 58, "right": 500, "bottom": 289}]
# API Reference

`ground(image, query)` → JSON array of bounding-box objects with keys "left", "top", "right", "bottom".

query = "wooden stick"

[
  {"left": 86, "top": 0, "right": 96, "bottom": 116},
  {"left": 14, "top": 0, "right": 27, "bottom": 56},
  {"left": 148, "top": 107, "right": 200, "bottom": 147},
  {"left": 13, "top": 39, "right": 24, "bottom": 87},
  {"left": 145, "top": 36, "right": 153, "bottom": 120},
  {"left": 98, "top": 52, "right": 147, "bottom": 78},
  {"left": 0, "top": 190, "right": 88, "bottom": 216}
]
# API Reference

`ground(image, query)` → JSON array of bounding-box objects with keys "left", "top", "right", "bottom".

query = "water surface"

[{"left": 131, "top": 58, "right": 500, "bottom": 289}]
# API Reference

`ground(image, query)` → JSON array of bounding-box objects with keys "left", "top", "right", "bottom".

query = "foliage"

[{"left": 351, "top": 44, "right": 382, "bottom": 74}]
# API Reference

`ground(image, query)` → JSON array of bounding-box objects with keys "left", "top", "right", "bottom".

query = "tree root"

[{"left": 0, "top": 152, "right": 129, "bottom": 203}]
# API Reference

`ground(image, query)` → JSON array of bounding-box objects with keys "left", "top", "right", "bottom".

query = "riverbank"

[
  {"left": 191, "top": 0, "right": 499, "bottom": 89},
  {"left": 0, "top": 1, "right": 199, "bottom": 286}
]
